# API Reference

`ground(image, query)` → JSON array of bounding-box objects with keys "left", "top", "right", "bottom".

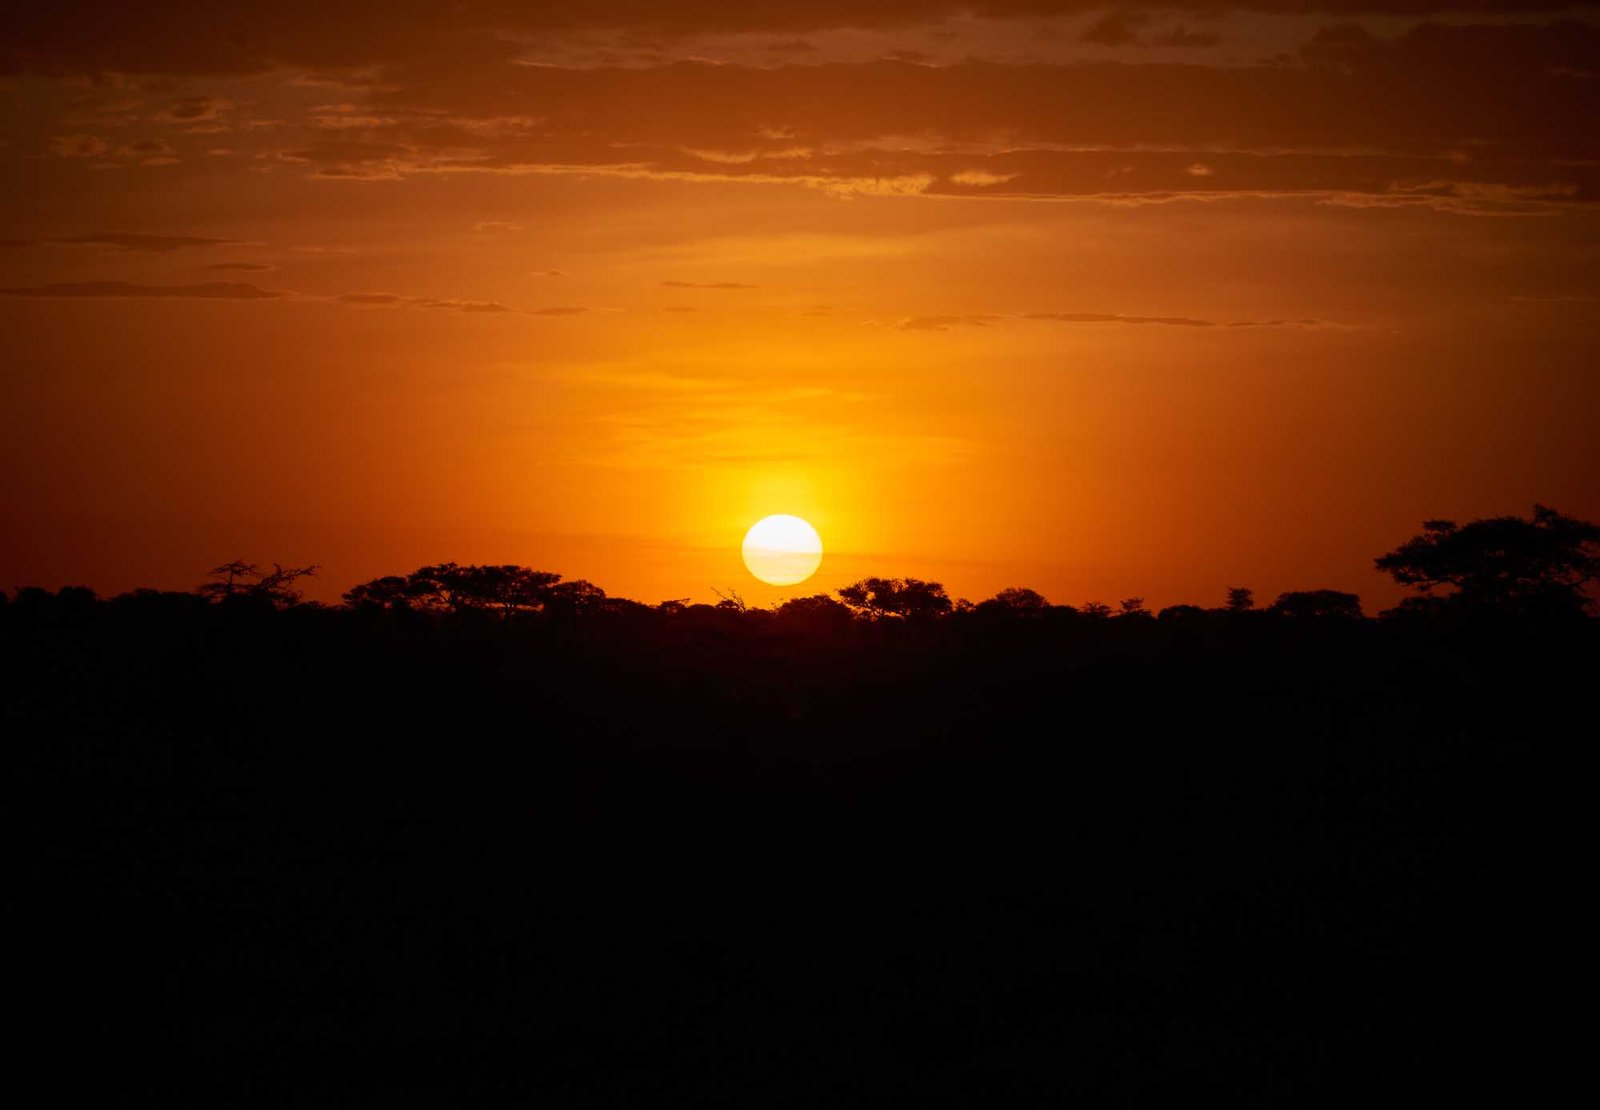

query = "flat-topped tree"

[
  {"left": 837, "top": 577, "right": 952, "bottom": 621},
  {"left": 342, "top": 564, "right": 564, "bottom": 614},
  {"left": 1376, "top": 504, "right": 1600, "bottom": 618}
]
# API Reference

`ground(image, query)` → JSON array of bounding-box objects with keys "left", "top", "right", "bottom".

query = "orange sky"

[{"left": 3, "top": 3, "right": 1597, "bottom": 609}]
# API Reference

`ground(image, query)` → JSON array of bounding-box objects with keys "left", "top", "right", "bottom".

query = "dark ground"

[{"left": 5, "top": 596, "right": 1591, "bottom": 1105}]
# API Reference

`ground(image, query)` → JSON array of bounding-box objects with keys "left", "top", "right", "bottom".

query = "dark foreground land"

[{"left": 6, "top": 596, "right": 1592, "bottom": 1105}]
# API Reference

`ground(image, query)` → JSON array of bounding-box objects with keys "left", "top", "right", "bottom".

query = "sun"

[{"left": 742, "top": 515, "right": 823, "bottom": 586}]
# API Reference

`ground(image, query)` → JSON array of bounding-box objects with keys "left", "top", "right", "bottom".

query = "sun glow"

[{"left": 741, "top": 515, "right": 823, "bottom": 586}]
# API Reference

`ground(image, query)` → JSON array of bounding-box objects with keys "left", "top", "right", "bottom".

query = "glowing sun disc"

[{"left": 742, "top": 515, "right": 823, "bottom": 586}]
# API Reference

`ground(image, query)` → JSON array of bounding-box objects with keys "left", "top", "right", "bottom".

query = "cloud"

[
  {"left": 1080, "top": 12, "right": 1153, "bottom": 48},
  {"left": 204, "top": 262, "right": 276, "bottom": 272},
  {"left": 14, "top": 13, "right": 1599, "bottom": 213},
  {"left": 238, "top": 27, "right": 1597, "bottom": 210},
  {"left": 155, "top": 96, "right": 231, "bottom": 123},
  {"left": 45, "top": 134, "right": 183, "bottom": 166},
  {"left": 0, "top": 281, "right": 281, "bottom": 299},
  {"left": 526, "top": 305, "right": 587, "bottom": 315},
  {"left": 50, "top": 232, "right": 244, "bottom": 252},
  {"left": 334, "top": 291, "right": 532, "bottom": 313},
  {"left": 895, "top": 314, "right": 1000, "bottom": 331},
  {"left": 422, "top": 299, "right": 513, "bottom": 313},
  {"left": 49, "top": 134, "right": 108, "bottom": 158},
  {"left": 1151, "top": 27, "right": 1221, "bottom": 49},
  {"left": 1080, "top": 12, "right": 1221, "bottom": 50},
  {"left": 1023, "top": 312, "right": 1328, "bottom": 328},
  {"left": 660, "top": 280, "right": 757, "bottom": 289},
  {"left": 344, "top": 293, "right": 507, "bottom": 311},
  {"left": 881, "top": 309, "right": 1340, "bottom": 332},
  {"left": 949, "top": 169, "right": 1017, "bottom": 187},
  {"left": 472, "top": 220, "right": 523, "bottom": 231},
  {"left": 336, "top": 292, "right": 407, "bottom": 305},
  {"left": 110, "top": 138, "right": 181, "bottom": 165},
  {"left": 1, "top": 5, "right": 1586, "bottom": 78}
]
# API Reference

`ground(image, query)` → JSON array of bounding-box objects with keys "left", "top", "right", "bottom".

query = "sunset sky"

[{"left": 3, "top": 2, "right": 1597, "bottom": 608}]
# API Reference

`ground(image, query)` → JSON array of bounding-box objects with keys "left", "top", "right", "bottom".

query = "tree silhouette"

[
  {"left": 198, "top": 560, "right": 259, "bottom": 602},
  {"left": 973, "top": 587, "right": 1050, "bottom": 619},
  {"left": 343, "top": 574, "right": 434, "bottom": 610},
  {"left": 774, "top": 594, "right": 854, "bottom": 631},
  {"left": 254, "top": 564, "right": 319, "bottom": 607},
  {"left": 1225, "top": 587, "right": 1255, "bottom": 612},
  {"left": 1270, "top": 590, "right": 1364, "bottom": 620},
  {"left": 837, "top": 577, "right": 952, "bottom": 621},
  {"left": 545, "top": 578, "right": 608, "bottom": 616},
  {"left": 712, "top": 586, "right": 748, "bottom": 613},
  {"left": 200, "top": 560, "right": 317, "bottom": 608},
  {"left": 344, "top": 563, "right": 564, "bottom": 615},
  {"left": 1376, "top": 504, "right": 1600, "bottom": 618}
]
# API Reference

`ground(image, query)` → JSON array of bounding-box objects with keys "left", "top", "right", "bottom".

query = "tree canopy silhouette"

[
  {"left": 836, "top": 577, "right": 953, "bottom": 621},
  {"left": 199, "top": 560, "right": 318, "bottom": 608},
  {"left": 973, "top": 587, "right": 1050, "bottom": 619},
  {"left": 1270, "top": 590, "right": 1364, "bottom": 620},
  {"left": 343, "top": 563, "right": 603, "bottom": 616},
  {"left": 774, "top": 593, "right": 854, "bottom": 628},
  {"left": 1376, "top": 504, "right": 1600, "bottom": 618}
]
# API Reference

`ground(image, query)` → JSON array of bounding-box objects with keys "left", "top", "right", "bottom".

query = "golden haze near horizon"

[{"left": 2, "top": 2, "right": 1598, "bottom": 609}]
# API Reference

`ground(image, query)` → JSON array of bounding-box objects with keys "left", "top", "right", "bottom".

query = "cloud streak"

[
  {"left": 49, "top": 232, "right": 244, "bottom": 252},
  {"left": 334, "top": 292, "right": 591, "bottom": 314},
  {"left": 0, "top": 280, "right": 280, "bottom": 299},
  {"left": 1023, "top": 312, "right": 1330, "bottom": 328},
  {"left": 3, "top": 4, "right": 1585, "bottom": 77},
  {"left": 660, "top": 280, "right": 758, "bottom": 289},
  {"left": 335, "top": 292, "right": 513, "bottom": 312},
  {"left": 893, "top": 311, "right": 1338, "bottom": 331}
]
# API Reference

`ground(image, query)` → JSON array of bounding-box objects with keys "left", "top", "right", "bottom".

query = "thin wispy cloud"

[
  {"left": 892, "top": 311, "right": 1337, "bottom": 331},
  {"left": 1024, "top": 312, "right": 1331, "bottom": 328},
  {"left": 48, "top": 232, "right": 245, "bottom": 252},
  {"left": 335, "top": 292, "right": 513, "bottom": 312},
  {"left": 0, "top": 280, "right": 280, "bottom": 299}
]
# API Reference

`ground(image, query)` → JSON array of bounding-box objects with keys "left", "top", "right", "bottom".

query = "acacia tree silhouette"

[
  {"left": 199, "top": 561, "right": 318, "bottom": 608},
  {"left": 200, "top": 560, "right": 258, "bottom": 600},
  {"left": 1376, "top": 504, "right": 1600, "bottom": 617},
  {"left": 343, "top": 564, "right": 586, "bottom": 615},
  {"left": 837, "top": 577, "right": 952, "bottom": 621}
]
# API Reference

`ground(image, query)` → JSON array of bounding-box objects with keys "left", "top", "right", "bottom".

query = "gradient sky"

[{"left": 3, "top": 2, "right": 1597, "bottom": 609}]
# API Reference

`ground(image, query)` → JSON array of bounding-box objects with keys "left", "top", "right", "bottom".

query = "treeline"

[{"left": 4, "top": 502, "right": 1596, "bottom": 627}]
